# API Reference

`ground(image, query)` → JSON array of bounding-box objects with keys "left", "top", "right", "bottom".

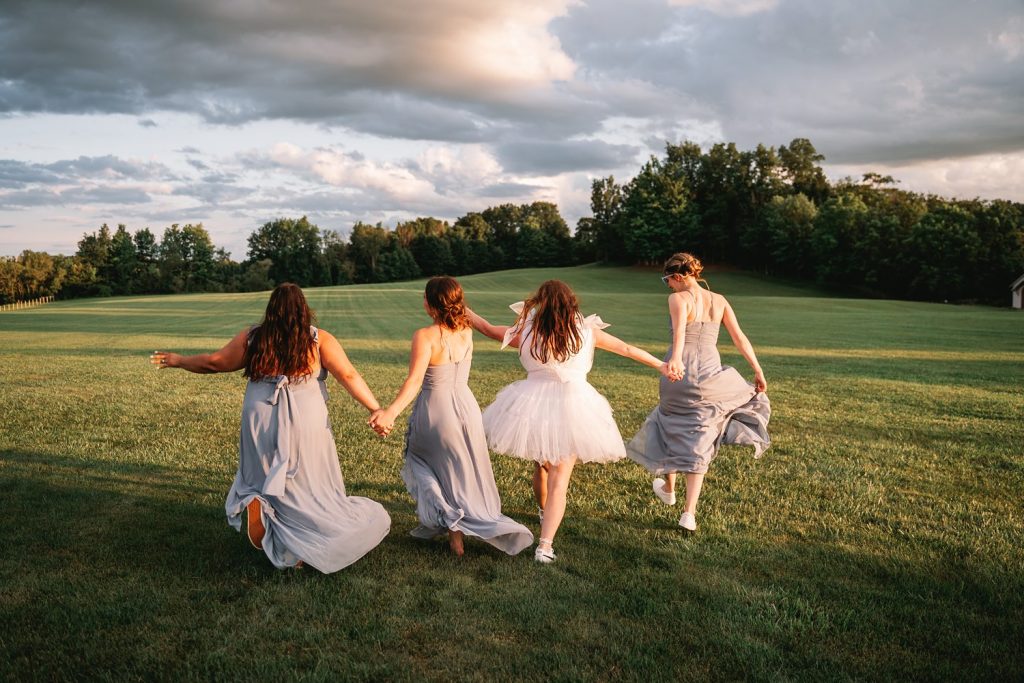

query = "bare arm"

[
  {"left": 150, "top": 328, "right": 248, "bottom": 374},
  {"left": 371, "top": 328, "right": 433, "bottom": 434},
  {"left": 594, "top": 329, "right": 671, "bottom": 377},
  {"left": 721, "top": 301, "right": 767, "bottom": 392},
  {"left": 318, "top": 329, "right": 383, "bottom": 412},
  {"left": 667, "top": 292, "right": 688, "bottom": 379},
  {"left": 467, "top": 308, "right": 520, "bottom": 348}
]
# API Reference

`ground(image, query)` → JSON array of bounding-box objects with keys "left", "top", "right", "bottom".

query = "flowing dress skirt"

[{"left": 224, "top": 372, "right": 391, "bottom": 572}]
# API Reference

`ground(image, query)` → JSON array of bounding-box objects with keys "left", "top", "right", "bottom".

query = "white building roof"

[{"left": 1012, "top": 273, "right": 1024, "bottom": 290}]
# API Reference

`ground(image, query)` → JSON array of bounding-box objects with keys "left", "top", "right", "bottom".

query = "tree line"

[
  {"left": 2, "top": 137, "right": 1021, "bottom": 305},
  {"left": 0, "top": 202, "right": 575, "bottom": 303},
  {"left": 575, "top": 139, "right": 1024, "bottom": 304}
]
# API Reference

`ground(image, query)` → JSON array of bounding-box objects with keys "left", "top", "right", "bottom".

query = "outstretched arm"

[
  {"left": 721, "top": 301, "right": 767, "bottom": 392},
  {"left": 467, "top": 308, "right": 520, "bottom": 348},
  {"left": 318, "top": 329, "right": 383, "bottom": 412},
  {"left": 370, "top": 329, "right": 433, "bottom": 436},
  {"left": 594, "top": 329, "right": 672, "bottom": 378},
  {"left": 150, "top": 328, "right": 248, "bottom": 374}
]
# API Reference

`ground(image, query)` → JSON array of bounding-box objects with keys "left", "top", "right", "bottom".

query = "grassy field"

[{"left": 1, "top": 264, "right": 1022, "bottom": 681}]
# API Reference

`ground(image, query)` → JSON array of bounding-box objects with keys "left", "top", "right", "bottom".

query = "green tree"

[
  {"left": 779, "top": 138, "right": 830, "bottom": 204},
  {"left": 108, "top": 225, "right": 138, "bottom": 295},
  {"left": 764, "top": 193, "right": 818, "bottom": 278},
  {"left": 246, "top": 216, "right": 327, "bottom": 286},
  {"left": 620, "top": 156, "right": 697, "bottom": 263},
  {"left": 322, "top": 230, "right": 356, "bottom": 285},
  {"left": 348, "top": 222, "right": 391, "bottom": 283}
]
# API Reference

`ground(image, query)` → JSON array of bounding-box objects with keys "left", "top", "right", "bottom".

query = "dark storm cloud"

[
  {"left": 553, "top": 0, "right": 1024, "bottom": 164},
  {"left": 138, "top": 118, "right": 158, "bottom": 128},
  {"left": 0, "top": 0, "right": 1021, "bottom": 173}
]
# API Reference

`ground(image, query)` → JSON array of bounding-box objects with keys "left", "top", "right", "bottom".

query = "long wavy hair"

[
  {"left": 424, "top": 276, "right": 470, "bottom": 330},
  {"left": 517, "top": 280, "right": 583, "bottom": 363},
  {"left": 244, "top": 282, "right": 318, "bottom": 381}
]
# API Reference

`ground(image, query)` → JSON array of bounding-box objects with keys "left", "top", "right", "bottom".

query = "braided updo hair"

[
  {"left": 663, "top": 252, "right": 709, "bottom": 289},
  {"left": 424, "top": 276, "right": 470, "bottom": 330},
  {"left": 663, "top": 252, "right": 702, "bottom": 278}
]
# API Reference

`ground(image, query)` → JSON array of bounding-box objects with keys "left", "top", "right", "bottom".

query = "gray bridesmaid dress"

[
  {"left": 400, "top": 334, "right": 534, "bottom": 555},
  {"left": 627, "top": 294, "right": 771, "bottom": 475},
  {"left": 224, "top": 328, "right": 391, "bottom": 572}
]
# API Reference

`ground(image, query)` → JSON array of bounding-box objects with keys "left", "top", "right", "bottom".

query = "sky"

[{"left": 1, "top": 0, "right": 1022, "bottom": 258}]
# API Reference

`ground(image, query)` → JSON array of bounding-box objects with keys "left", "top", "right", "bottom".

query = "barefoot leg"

[{"left": 448, "top": 529, "right": 465, "bottom": 556}]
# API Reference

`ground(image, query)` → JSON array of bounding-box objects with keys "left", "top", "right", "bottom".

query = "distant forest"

[{"left": 3, "top": 138, "right": 1022, "bottom": 305}]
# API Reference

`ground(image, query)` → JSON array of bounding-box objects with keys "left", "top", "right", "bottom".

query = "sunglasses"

[{"left": 660, "top": 274, "right": 676, "bottom": 285}]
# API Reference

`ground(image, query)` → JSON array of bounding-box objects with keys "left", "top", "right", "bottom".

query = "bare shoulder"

[{"left": 317, "top": 328, "right": 338, "bottom": 345}]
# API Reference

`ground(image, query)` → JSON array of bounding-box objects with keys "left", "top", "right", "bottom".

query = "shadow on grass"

[{"left": 2, "top": 449, "right": 1023, "bottom": 680}]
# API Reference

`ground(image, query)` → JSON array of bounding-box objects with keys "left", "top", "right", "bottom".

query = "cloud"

[
  {"left": 495, "top": 139, "right": 641, "bottom": 174},
  {"left": 476, "top": 182, "right": 546, "bottom": 198},
  {"left": 59, "top": 186, "right": 151, "bottom": 204},
  {"left": 0, "top": 160, "right": 62, "bottom": 188},
  {"left": 137, "top": 118, "right": 158, "bottom": 128},
  {"left": 827, "top": 151, "right": 1024, "bottom": 203},
  {"left": 667, "top": 0, "right": 779, "bottom": 17},
  {"left": 43, "top": 155, "right": 177, "bottom": 181},
  {"left": 0, "top": 0, "right": 579, "bottom": 138}
]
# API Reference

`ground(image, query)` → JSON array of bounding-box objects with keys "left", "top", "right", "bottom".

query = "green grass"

[{"left": 1, "top": 264, "right": 1022, "bottom": 681}]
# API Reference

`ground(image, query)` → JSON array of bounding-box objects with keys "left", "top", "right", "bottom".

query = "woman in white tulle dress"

[{"left": 469, "top": 280, "right": 671, "bottom": 563}]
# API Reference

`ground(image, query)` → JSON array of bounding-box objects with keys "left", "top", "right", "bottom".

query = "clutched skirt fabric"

[
  {"left": 224, "top": 372, "right": 390, "bottom": 572},
  {"left": 627, "top": 321, "right": 771, "bottom": 475}
]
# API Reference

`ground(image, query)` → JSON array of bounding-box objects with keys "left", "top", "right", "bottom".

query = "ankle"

[{"left": 537, "top": 537, "right": 554, "bottom": 550}]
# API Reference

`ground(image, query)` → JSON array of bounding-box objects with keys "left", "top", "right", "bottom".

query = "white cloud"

[
  {"left": 992, "top": 16, "right": 1024, "bottom": 60},
  {"left": 826, "top": 151, "right": 1024, "bottom": 203}
]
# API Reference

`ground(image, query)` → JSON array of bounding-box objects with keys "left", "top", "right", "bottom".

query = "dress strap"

[{"left": 439, "top": 326, "right": 454, "bottom": 362}]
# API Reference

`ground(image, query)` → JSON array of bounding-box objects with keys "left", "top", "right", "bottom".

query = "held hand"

[
  {"left": 753, "top": 370, "right": 767, "bottom": 393},
  {"left": 658, "top": 362, "right": 681, "bottom": 382},
  {"left": 150, "top": 351, "right": 181, "bottom": 369},
  {"left": 667, "top": 358, "right": 684, "bottom": 381},
  {"left": 369, "top": 409, "right": 396, "bottom": 437}
]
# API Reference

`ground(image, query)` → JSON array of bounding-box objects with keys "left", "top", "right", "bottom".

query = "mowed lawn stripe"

[{"left": 1, "top": 265, "right": 1022, "bottom": 681}]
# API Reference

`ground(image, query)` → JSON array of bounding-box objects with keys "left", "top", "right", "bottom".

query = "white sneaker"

[
  {"left": 534, "top": 545, "right": 557, "bottom": 563},
  {"left": 678, "top": 512, "right": 697, "bottom": 531},
  {"left": 652, "top": 478, "right": 676, "bottom": 506}
]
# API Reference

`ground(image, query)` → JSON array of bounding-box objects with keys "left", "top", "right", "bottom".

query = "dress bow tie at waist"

[{"left": 264, "top": 375, "right": 297, "bottom": 496}]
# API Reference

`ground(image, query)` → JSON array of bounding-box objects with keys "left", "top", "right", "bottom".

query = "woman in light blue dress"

[
  {"left": 371, "top": 276, "right": 533, "bottom": 557},
  {"left": 626, "top": 253, "right": 770, "bottom": 532},
  {"left": 151, "top": 283, "right": 390, "bottom": 572}
]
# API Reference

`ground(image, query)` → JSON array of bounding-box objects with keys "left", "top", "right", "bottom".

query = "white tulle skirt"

[{"left": 481, "top": 376, "right": 626, "bottom": 465}]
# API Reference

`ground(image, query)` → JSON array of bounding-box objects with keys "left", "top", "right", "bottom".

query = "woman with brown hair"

[
  {"left": 469, "top": 280, "right": 671, "bottom": 563},
  {"left": 150, "top": 282, "right": 390, "bottom": 572},
  {"left": 626, "top": 252, "right": 770, "bottom": 532},
  {"left": 370, "top": 276, "right": 533, "bottom": 557}
]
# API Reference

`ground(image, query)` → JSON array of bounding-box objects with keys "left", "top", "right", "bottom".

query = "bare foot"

[
  {"left": 448, "top": 529, "right": 465, "bottom": 556},
  {"left": 294, "top": 561, "right": 304, "bottom": 569},
  {"left": 246, "top": 498, "right": 265, "bottom": 549}
]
